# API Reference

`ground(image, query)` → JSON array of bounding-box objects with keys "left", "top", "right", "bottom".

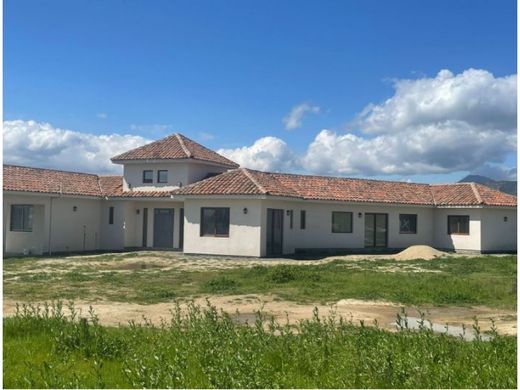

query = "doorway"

[
  {"left": 266, "top": 208, "right": 284, "bottom": 256},
  {"left": 153, "top": 208, "right": 174, "bottom": 248},
  {"left": 364, "top": 213, "right": 388, "bottom": 248}
]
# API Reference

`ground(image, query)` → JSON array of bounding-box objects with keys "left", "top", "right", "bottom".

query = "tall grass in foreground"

[{"left": 3, "top": 302, "right": 516, "bottom": 389}]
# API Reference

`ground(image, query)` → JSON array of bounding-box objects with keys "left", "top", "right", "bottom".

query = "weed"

[
  {"left": 203, "top": 276, "right": 239, "bottom": 292},
  {"left": 3, "top": 301, "right": 516, "bottom": 388}
]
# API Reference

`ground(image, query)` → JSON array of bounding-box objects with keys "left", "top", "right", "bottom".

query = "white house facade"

[{"left": 3, "top": 133, "right": 517, "bottom": 257}]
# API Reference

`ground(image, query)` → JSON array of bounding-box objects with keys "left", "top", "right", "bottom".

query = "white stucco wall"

[
  {"left": 259, "top": 199, "right": 435, "bottom": 255},
  {"left": 480, "top": 208, "right": 517, "bottom": 252},
  {"left": 433, "top": 208, "right": 482, "bottom": 251},
  {"left": 187, "top": 163, "right": 228, "bottom": 184},
  {"left": 122, "top": 162, "right": 191, "bottom": 191},
  {"left": 4, "top": 193, "right": 101, "bottom": 255},
  {"left": 183, "top": 198, "right": 262, "bottom": 257},
  {"left": 99, "top": 200, "right": 126, "bottom": 250},
  {"left": 122, "top": 161, "right": 229, "bottom": 192}
]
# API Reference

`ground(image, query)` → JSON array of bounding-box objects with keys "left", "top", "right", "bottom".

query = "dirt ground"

[
  {"left": 4, "top": 249, "right": 516, "bottom": 335},
  {"left": 5, "top": 245, "right": 471, "bottom": 276},
  {"left": 4, "top": 294, "right": 516, "bottom": 335}
]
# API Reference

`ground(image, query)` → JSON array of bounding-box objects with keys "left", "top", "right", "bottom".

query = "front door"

[
  {"left": 266, "top": 209, "right": 284, "bottom": 256},
  {"left": 364, "top": 213, "right": 388, "bottom": 248},
  {"left": 153, "top": 208, "right": 174, "bottom": 248}
]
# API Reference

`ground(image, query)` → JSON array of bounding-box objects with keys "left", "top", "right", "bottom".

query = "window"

[
  {"left": 300, "top": 210, "right": 306, "bottom": 230},
  {"left": 448, "top": 215, "right": 470, "bottom": 235},
  {"left": 332, "top": 212, "right": 353, "bottom": 233},
  {"left": 200, "top": 207, "right": 230, "bottom": 237},
  {"left": 109, "top": 207, "right": 114, "bottom": 225},
  {"left": 289, "top": 210, "right": 293, "bottom": 229},
  {"left": 143, "top": 170, "right": 153, "bottom": 183},
  {"left": 10, "top": 205, "right": 33, "bottom": 232},
  {"left": 399, "top": 214, "right": 417, "bottom": 234},
  {"left": 157, "top": 170, "right": 168, "bottom": 183}
]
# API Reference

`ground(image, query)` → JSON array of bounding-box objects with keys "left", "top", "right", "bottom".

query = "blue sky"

[{"left": 4, "top": 0, "right": 517, "bottom": 181}]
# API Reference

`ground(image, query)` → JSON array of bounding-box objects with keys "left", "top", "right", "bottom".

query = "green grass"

[
  {"left": 3, "top": 301, "right": 516, "bottom": 389},
  {"left": 4, "top": 255, "right": 516, "bottom": 308}
]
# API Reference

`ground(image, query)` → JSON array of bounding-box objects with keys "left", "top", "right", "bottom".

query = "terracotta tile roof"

[
  {"left": 4, "top": 165, "right": 517, "bottom": 207},
  {"left": 172, "top": 168, "right": 517, "bottom": 207},
  {"left": 3, "top": 165, "right": 102, "bottom": 197},
  {"left": 98, "top": 176, "right": 173, "bottom": 198},
  {"left": 111, "top": 133, "right": 239, "bottom": 168}
]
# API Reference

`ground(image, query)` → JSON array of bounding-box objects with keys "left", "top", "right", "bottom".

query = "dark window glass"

[
  {"left": 143, "top": 170, "right": 153, "bottom": 183},
  {"left": 399, "top": 214, "right": 417, "bottom": 234},
  {"left": 157, "top": 170, "right": 168, "bottom": 183},
  {"left": 201, "top": 207, "right": 230, "bottom": 237},
  {"left": 289, "top": 210, "right": 293, "bottom": 229},
  {"left": 300, "top": 210, "right": 306, "bottom": 230},
  {"left": 332, "top": 212, "right": 353, "bottom": 233},
  {"left": 10, "top": 205, "right": 33, "bottom": 232},
  {"left": 109, "top": 207, "right": 114, "bottom": 225},
  {"left": 448, "top": 215, "right": 470, "bottom": 235}
]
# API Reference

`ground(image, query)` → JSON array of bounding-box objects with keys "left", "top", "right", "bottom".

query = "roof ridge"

[
  {"left": 250, "top": 169, "right": 431, "bottom": 186},
  {"left": 429, "top": 185, "right": 438, "bottom": 206},
  {"left": 3, "top": 164, "right": 99, "bottom": 177},
  {"left": 241, "top": 168, "right": 267, "bottom": 194},
  {"left": 469, "top": 182, "right": 484, "bottom": 204},
  {"left": 96, "top": 176, "right": 105, "bottom": 197},
  {"left": 175, "top": 133, "right": 192, "bottom": 158}
]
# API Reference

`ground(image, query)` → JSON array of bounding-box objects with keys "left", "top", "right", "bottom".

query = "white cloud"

[
  {"left": 218, "top": 137, "right": 298, "bottom": 172},
  {"left": 355, "top": 68, "right": 516, "bottom": 134},
  {"left": 3, "top": 120, "right": 150, "bottom": 174},
  {"left": 283, "top": 103, "right": 320, "bottom": 130},
  {"left": 302, "top": 69, "right": 517, "bottom": 176},
  {"left": 222, "top": 69, "right": 516, "bottom": 178}
]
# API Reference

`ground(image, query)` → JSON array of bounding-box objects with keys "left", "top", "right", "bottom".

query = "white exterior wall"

[
  {"left": 480, "top": 208, "right": 517, "bottom": 252},
  {"left": 187, "top": 163, "right": 228, "bottom": 184},
  {"left": 121, "top": 161, "right": 229, "bottom": 192},
  {"left": 183, "top": 198, "right": 262, "bottom": 257},
  {"left": 260, "top": 199, "right": 435, "bottom": 256},
  {"left": 99, "top": 200, "right": 126, "bottom": 250},
  {"left": 433, "top": 208, "right": 482, "bottom": 251},
  {"left": 4, "top": 193, "right": 101, "bottom": 255},
  {"left": 123, "top": 162, "right": 191, "bottom": 191}
]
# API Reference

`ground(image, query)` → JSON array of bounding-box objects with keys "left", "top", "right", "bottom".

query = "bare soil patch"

[{"left": 4, "top": 294, "right": 515, "bottom": 336}]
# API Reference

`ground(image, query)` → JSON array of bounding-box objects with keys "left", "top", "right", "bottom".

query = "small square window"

[
  {"left": 10, "top": 205, "right": 33, "bottom": 232},
  {"left": 157, "top": 170, "right": 168, "bottom": 183},
  {"left": 399, "top": 214, "right": 417, "bottom": 234},
  {"left": 200, "top": 207, "right": 230, "bottom": 237},
  {"left": 332, "top": 212, "right": 353, "bottom": 233},
  {"left": 448, "top": 215, "right": 470, "bottom": 235},
  {"left": 143, "top": 170, "right": 153, "bottom": 183}
]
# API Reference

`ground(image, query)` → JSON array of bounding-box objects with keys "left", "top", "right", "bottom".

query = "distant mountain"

[{"left": 458, "top": 175, "right": 517, "bottom": 196}]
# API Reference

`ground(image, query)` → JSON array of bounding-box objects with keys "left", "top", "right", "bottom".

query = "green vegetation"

[
  {"left": 3, "top": 302, "right": 516, "bottom": 389},
  {"left": 4, "top": 255, "right": 516, "bottom": 308}
]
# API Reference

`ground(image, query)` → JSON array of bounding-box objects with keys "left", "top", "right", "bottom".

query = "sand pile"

[{"left": 392, "top": 245, "right": 448, "bottom": 261}]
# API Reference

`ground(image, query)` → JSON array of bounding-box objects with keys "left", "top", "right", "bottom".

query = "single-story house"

[{"left": 3, "top": 133, "right": 517, "bottom": 257}]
